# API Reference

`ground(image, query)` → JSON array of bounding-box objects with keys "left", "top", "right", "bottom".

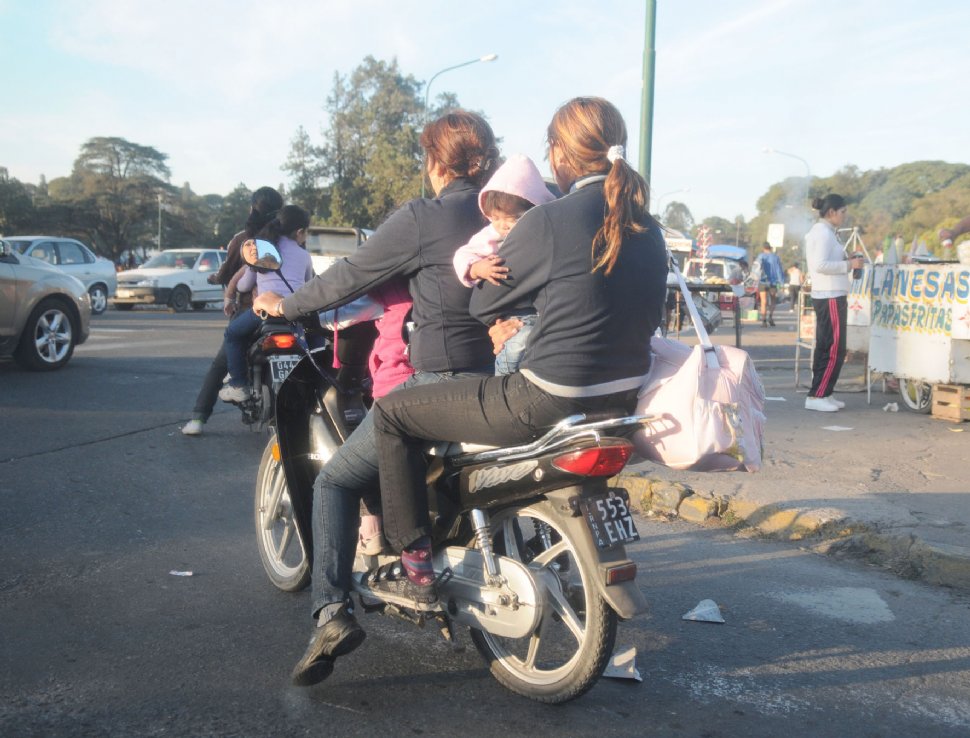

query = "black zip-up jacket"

[
  {"left": 470, "top": 178, "right": 668, "bottom": 392},
  {"left": 281, "top": 179, "right": 492, "bottom": 373}
]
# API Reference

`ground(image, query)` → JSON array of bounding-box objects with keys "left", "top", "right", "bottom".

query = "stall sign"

[
  {"left": 846, "top": 265, "right": 872, "bottom": 327},
  {"left": 870, "top": 265, "right": 970, "bottom": 339}
]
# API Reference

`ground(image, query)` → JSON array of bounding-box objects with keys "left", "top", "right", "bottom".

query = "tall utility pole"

[
  {"left": 157, "top": 194, "right": 162, "bottom": 250},
  {"left": 638, "top": 1, "right": 657, "bottom": 186}
]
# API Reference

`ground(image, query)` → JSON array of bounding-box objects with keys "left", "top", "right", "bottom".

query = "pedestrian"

[
  {"left": 787, "top": 261, "right": 804, "bottom": 310},
  {"left": 180, "top": 186, "right": 283, "bottom": 436},
  {"left": 452, "top": 153, "right": 556, "bottom": 374},
  {"left": 757, "top": 242, "right": 784, "bottom": 326},
  {"left": 251, "top": 110, "right": 499, "bottom": 687},
  {"left": 218, "top": 205, "right": 314, "bottom": 404},
  {"left": 804, "top": 194, "right": 864, "bottom": 412},
  {"left": 369, "top": 96, "right": 668, "bottom": 614}
]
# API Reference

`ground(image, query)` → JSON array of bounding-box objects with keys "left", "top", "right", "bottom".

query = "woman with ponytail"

[{"left": 369, "top": 97, "right": 668, "bottom": 610}]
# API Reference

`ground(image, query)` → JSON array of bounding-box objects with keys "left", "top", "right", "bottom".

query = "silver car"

[
  {"left": 0, "top": 239, "right": 92, "bottom": 370},
  {"left": 6, "top": 235, "right": 117, "bottom": 315}
]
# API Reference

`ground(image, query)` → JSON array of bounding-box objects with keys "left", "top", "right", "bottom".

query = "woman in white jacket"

[{"left": 803, "top": 194, "right": 864, "bottom": 412}]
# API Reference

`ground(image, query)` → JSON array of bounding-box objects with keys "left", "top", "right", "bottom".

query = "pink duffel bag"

[{"left": 633, "top": 255, "right": 766, "bottom": 472}]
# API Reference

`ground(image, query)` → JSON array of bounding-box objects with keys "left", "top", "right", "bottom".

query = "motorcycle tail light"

[
  {"left": 262, "top": 333, "right": 297, "bottom": 351},
  {"left": 604, "top": 562, "right": 637, "bottom": 585},
  {"left": 551, "top": 442, "right": 633, "bottom": 477}
]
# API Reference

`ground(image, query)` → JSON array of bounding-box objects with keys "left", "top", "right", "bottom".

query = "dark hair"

[
  {"left": 420, "top": 110, "right": 500, "bottom": 189},
  {"left": 811, "top": 193, "right": 846, "bottom": 217},
  {"left": 482, "top": 191, "right": 534, "bottom": 218},
  {"left": 762, "top": 242, "right": 772, "bottom": 250},
  {"left": 547, "top": 96, "right": 654, "bottom": 275},
  {"left": 244, "top": 186, "right": 284, "bottom": 237},
  {"left": 257, "top": 204, "right": 310, "bottom": 246}
]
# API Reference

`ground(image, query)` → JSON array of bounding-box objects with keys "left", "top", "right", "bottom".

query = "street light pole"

[
  {"left": 157, "top": 194, "right": 162, "bottom": 250},
  {"left": 762, "top": 147, "right": 811, "bottom": 180},
  {"left": 421, "top": 53, "right": 498, "bottom": 197},
  {"left": 654, "top": 187, "right": 690, "bottom": 222}
]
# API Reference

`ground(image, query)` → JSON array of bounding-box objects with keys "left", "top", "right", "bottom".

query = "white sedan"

[{"left": 114, "top": 248, "right": 227, "bottom": 312}]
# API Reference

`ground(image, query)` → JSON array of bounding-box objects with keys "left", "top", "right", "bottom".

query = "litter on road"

[{"left": 682, "top": 599, "right": 725, "bottom": 624}]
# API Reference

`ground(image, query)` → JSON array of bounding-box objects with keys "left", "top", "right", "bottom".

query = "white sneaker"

[
  {"left": 181, "top": 419, "right": 204, "bottom": 436},
  {"left": 805, "top": 396, "right": 840, "bottom": 412},
  {"left": 219, "top": 385, "right": 250, "bottom": 404},
  {"left": 829, "top": 397, "right": 845, "bottom": 409}
]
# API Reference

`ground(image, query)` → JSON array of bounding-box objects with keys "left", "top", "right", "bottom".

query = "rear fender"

[{"left": 541, "top": 485, "right": 648, "bottom": 620}]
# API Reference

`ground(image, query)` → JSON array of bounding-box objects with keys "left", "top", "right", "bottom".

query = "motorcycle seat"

[
  {"left": 257, "top": 317, "right": 291, "bottom": 335},
  {"left": 425, "top": 441, "right": 496, "bottom": 457}
]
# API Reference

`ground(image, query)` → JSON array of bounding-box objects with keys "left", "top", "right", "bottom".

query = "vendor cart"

[{"left": 867, "top": 263, "right": 970, "bottom": 412}]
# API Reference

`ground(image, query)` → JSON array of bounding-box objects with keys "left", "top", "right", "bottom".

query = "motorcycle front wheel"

[
  {"left": 469, "top": 500, "right": 617, "bottom": 704},
  {"left": 254, "top": 437, "right": 310, "bottom": 591}
]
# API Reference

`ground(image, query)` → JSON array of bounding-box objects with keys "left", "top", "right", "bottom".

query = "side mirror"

[{"left": 242, "top": 239, "right": 282, "bottom": 272}]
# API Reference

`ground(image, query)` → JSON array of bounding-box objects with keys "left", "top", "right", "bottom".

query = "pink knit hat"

[{"left": 478, "top": 153, "right": 557, "bottom": 216}]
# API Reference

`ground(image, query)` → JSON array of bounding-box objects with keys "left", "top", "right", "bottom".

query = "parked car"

[
  {"left": 0, "top": 239, "right": 91, "bottom": 370},
  {"left": 305, "top": 226, "right": 372, "bottom": 275},
  {"left": 114, "top": 248, "right": 227, "bottom": 312},
  {"left": 5, "top": 235, "right": 117, "bottom": 315}
]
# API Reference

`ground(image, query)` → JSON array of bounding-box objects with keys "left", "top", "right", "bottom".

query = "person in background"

[
  {"left": 369, "top": 96, "right": 668, "bottom": 615},
  {"left": 757, "top": 242, "right": 784, "bottom": 326},
  {"left": 804, "top": 194, "right": 864, "bottom": 412},
  {"left": 218, "top": 205, "right": 313, "bottom": 404},
  {"left": 181, "top": 186, "right": 283, "bottom": 436},
  {"left": 786, "top": 261, "right": 804, "bottom": 311},
  {"left": 452, "top": 153, "right": 556, "bottom": 374}
]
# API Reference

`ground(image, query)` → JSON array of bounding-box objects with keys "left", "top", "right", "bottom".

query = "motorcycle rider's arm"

[
  {"left": 278, "top": 205, "right": 421, "bottom": 320},
  {"left": 470, "top": 206, "right": 552, "bottom": 326}
]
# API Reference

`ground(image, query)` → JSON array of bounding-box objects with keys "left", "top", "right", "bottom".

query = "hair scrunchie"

[{"left": 606, "top": 145, "right": 625, "bottom": 164}]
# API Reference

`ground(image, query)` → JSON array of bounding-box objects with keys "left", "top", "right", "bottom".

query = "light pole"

[
  {"left": 157, "top": 194, "right": 162, "bottom": 250},
  {"left": 654, "top": 187, "right": 690, "bottom": 222},
  {"left": 762, "top": 147, "right": 811, "bottom": 180},
  {"left": 421, "top": 53, "right": 498, "bottom": 197}
]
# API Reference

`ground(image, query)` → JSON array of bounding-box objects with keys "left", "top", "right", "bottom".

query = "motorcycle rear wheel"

[
  {"left": 469, "top": 501, "right": 617, "bottom": 704},
  {"left": 254, "top": 437, "right": 310, "bottom": 591}
]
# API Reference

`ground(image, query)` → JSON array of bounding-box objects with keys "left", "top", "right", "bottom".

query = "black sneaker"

[
  {"left": 361, "top": 560, "right": 438, "bottom": 611},
  {"left": 768, "top": 318, "right": 776, "bottom": 327},
  {"left": 291, "top": 605, "right": 366, "bottom": 687}
]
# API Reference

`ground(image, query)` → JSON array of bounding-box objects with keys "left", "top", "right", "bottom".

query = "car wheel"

[
  {"left": 191, "top": 302, "right": 208, "bottom": 311},
  {"left": 88, "top": 284, "right": 108, "bottom": 315},
  {"left": 14, "top": 299, "right": 77, "bottom": 371},
  {"left": 114, "top": 303, "right": 134, "bottom": 311},
  {"left": 169, "top": 286, "right": 191, "bottom": 313}
]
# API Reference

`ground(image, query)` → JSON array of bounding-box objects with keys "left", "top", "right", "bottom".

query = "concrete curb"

[{"left": 613, "top": 472, "right": 970, "bottom": 592}]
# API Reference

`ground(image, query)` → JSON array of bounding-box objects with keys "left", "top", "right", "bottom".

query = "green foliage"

[
  {"left": 0, "top": 170, "right": 35, "bottom": 232},
  {"left": 661, "top": 201, "right": 694, "bottom": 234}
]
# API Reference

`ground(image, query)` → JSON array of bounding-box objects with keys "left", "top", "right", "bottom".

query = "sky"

[{"left": 2, "top": 0, "right": 969, "bottom": 225}]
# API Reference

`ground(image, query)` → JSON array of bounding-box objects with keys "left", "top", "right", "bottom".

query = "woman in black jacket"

[
  {"left": 253, "top": 111, "right": 499, "bottom": 687},
  {"left": 370, "top": 96, "right": 668, "bottom": 605}
]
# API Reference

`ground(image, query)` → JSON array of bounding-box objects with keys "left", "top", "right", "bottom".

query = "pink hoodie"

[{"left": 453, "top": 154, "right": 557, "bottom": 287}]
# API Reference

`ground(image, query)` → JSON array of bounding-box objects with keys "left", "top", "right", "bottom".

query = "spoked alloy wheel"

[
  {"left": 469, "top": 501, "right": 617, "bottom": 704},
  {"left": 15, "top": 300, "right": 75, "bottom": 370},
  {"left": 254, "top": 438, "right": 309, "bottom": 591},
  {"left": 898, "top": 378, "right": 932, "bottom": 414}
]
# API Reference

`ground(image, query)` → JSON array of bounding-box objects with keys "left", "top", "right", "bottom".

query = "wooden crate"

[{"left": 931, "top": 384, "right": 970, "bottom": 422}]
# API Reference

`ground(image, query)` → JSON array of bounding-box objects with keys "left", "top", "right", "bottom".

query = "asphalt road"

[{"left": 2, "top": 308, "right": 969, "bottom": 737}]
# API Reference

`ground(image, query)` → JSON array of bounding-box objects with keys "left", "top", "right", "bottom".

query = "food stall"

[{"left": 867, "top": 262, "right": 970, "bottom": 415}]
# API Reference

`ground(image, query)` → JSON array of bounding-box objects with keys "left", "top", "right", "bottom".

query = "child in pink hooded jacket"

[{"left": 452, "top": 153, "right": 556, "bottom": 374}]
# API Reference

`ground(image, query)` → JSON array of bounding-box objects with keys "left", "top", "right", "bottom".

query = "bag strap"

[{"left": 668, "top": 249, "right": 720, "bottom": 369}]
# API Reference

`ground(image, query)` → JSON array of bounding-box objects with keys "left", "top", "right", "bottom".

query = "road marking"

[{"left": 77, "top": 340, "right": 190, "bottom": 352}]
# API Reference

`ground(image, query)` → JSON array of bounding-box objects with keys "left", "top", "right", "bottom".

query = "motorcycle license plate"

[
  {"left": 269, "top": 355, "right": 300, "bottom": 383},
  {"left": 579, "top": 489, "right": 639, "bottom": 549}
]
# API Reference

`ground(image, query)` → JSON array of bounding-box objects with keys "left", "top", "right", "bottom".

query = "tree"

[
  {"left": 662, "top": 201, "right": 694, "bottom": 234},
  {"left": 316, "top": 56, "right": 428, "bottom": 228},
  {"left": 282, "top": 126, "right": 324, "bottom": 217},
  {"left": 0, "top": 171, "right": 35, "bottom": 232}
]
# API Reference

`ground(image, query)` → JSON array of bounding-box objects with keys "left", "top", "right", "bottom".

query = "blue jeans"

[
  {"left": 310, "top": 368, "right": 489, "bottom": 621},
  {"left": 494, "top": 314, "right": 536, "bottom": 376},
  {"left": 223, "top": 309, "right": 261, "bottom": 387}
]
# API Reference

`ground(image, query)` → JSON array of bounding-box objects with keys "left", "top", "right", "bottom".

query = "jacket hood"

[{"left": 478, "top": 154, "right": 557, "bottom": 216}]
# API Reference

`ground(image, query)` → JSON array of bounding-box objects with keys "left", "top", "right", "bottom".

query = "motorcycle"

[
  {"left": 249, "top": 241, "right": 653, "bottom": 703},
  {"left": 229, "top": 318, "right": 304, "bottom": 429}
]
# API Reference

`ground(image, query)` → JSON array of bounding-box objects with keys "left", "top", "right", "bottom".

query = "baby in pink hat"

[{"left": 453, "top": 153, "right": 556, "bottom": 374}]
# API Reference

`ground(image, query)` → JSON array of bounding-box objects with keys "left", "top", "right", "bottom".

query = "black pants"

[
  {"left": 372, "top": 371, "right": 639, "bottom": 551},
  {"left": 190, "top": 309, "right": 246, "bottom": 421},
  {"left": 810, "top": 296, "right": 847, "bottom": 398}
]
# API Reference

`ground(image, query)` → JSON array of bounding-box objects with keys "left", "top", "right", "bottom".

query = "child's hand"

[{"left": 469, "top": 255, "right": 509, "bottom": 286}]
